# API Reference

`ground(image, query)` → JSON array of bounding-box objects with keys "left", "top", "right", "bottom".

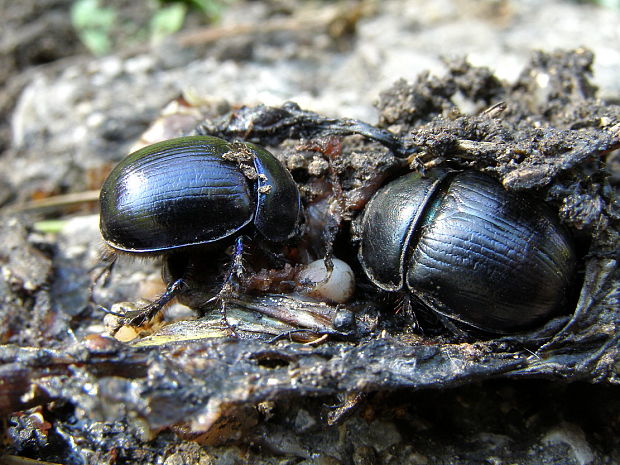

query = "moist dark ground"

[{"left": 0, "top": 1, "right": 619, "bottom": 464}]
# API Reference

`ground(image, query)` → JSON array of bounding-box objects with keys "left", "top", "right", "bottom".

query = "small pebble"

[{"left": 115, "top": 325, "right": 139, "bottom": 342}]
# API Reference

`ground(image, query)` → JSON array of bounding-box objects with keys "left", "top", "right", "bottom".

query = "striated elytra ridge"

[
  {"left": 359, "top": 171, "right": 576, "bottom": 333},
  {"left": 100, "top": 136, "right": 300, "bottom": 253}
]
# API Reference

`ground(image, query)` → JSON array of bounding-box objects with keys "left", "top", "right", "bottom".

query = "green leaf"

[
  {"left": 71, "top": 0, "right": 116, "bottom": 55},
  {"left": 598, "top": 0, "right": 620, "bottom": 8},
  {"left": 79, "top": 28, "right": 112, "bottom": 55},
  {"left": 191, "top": 0, "right": 224, "bottom": 17},
  {"left": 150, "top": 3, "right": 187, "bottom": 41},
  {"left": 71, "top": 0, "right": 116, "bottom": 30}
]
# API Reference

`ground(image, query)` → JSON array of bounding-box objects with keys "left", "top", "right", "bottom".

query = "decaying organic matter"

[{"left": 0, "top": 50, "right": 618, "bottom": 463}]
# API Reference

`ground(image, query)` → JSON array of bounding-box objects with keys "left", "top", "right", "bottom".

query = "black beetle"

[
  {"left": 99, "top": 135, "right": 301, "bottom": 324},
  {"left": 358, "top": 170, "right": 576, "bottom": 333}
]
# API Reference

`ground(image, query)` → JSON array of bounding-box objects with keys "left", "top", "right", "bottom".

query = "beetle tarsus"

[
  {"left": 98, "top": 305, "right": 126, "bottom": 318},
  {"left": 219, "top": 299, "right": 237, "bottom": 337}
]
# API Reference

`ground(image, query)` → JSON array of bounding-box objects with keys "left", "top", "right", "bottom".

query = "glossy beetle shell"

[
  {"left": 100, "top": 136, "right": 300, "bottom": 253},
  {"left": 359, "top": 171, "right": 576, "bottom": 332}
]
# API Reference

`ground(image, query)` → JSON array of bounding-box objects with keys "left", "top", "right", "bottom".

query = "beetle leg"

[
  {"left": 267, "top": 328, "right": 355, "bottom": 344},
  {"left": 88, "top": 252, "right": 118, "bottom": 312},
  {"left": 231, "top": 235, "right": 246, "bottom": 279},
  {"left": 122, "top": 278, "right": 186, "bottom": 327},
  {"left": 200, "top": 236, "right": 246, "bottom": 335},
  {"left": 432, "top": 313, "right": 472, "bottom": 340},
  {"left": 395, "top": 293, "right": 420, "bottom": 330},
  {"left": 297, "top": 253, "right": 334, "bottom": 292},
  {"left": 220, "top": 236, "right": 246, "bottom": 334},
  {"left": 89, "top": 251, "right": 116, "bottom": 291}
]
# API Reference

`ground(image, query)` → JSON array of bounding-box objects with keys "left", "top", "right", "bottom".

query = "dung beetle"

[
  {"left": 99, "top": 135, "right": 301, "bottom": 325},
  {"left": 358, "top": 170, "right": 576, "bottom": 333}
]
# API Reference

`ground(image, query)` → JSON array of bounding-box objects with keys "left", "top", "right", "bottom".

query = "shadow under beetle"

[
  {"left": 99, "top": 135, "right": 301, "bottom": 326},
  {"left": 358, "top": 170, "right": 576, "bottom": 333}
]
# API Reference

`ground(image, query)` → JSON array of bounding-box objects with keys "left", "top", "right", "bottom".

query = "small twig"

[
  {"left": 176, "top": 4, "right": 365, "bottom": 47},
  {"left": 2, "top": 190, "right": 100, "bottom": 215}
]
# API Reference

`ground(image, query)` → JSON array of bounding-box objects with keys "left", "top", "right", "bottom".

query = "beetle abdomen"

[{"left": 100, "top": 137, "right": 254, "bottom": 252}]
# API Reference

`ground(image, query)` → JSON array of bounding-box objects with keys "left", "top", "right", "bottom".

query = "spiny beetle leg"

[{"left": 123, "top": 278, "right": 186, "bottom": 327}]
